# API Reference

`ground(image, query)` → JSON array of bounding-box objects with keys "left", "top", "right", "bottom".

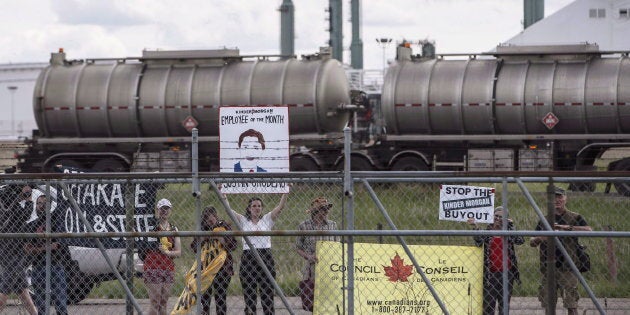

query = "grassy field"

[{"left": 90, "top": 180, "right": 629, "bottom": 300}]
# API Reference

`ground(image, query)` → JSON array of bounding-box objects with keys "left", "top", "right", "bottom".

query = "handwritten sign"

[{"left": 219, "top": 106, "right": 289, "bottom": 193}]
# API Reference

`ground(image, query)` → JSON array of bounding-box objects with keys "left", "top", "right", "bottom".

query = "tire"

[
  {"left": 612, "top": 158, "right": 630, "bottom": 196},
  {"left": 92, "top": 158, "right": 127, "bottom": 172},
  {"left": 290, "top": 156, "right": 320, "bottom": 172},
  {"left": 48, "top": 159, "right": 84, "bottom": 172},
  {"left": 391, "top": 156, "right": 429, "bottom": 171},
  {"left": 65, "top": 260, "right": 98, "bottom": 304},
  {"left": 568, "top": 182, "right": 596, "bottom": 192},
  {"left": 336, "top": 156, "right": 374, "bottom": 171}
]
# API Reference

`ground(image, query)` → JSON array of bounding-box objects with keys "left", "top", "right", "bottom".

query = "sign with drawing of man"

[{"left": 219, "top": 106, "right": 289, "bottom": 194}]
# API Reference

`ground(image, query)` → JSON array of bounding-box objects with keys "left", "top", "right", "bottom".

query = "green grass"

[{"left": 89, "top": 181, "right": 630, "bottom": 300}]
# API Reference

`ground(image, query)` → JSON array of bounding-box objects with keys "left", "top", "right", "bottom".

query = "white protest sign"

[
  {"left": 219, "top": 106, "right": 289, "bottom": 194},
  {"left": 439, "top": 185, "right": 495, "bottom": 223}
]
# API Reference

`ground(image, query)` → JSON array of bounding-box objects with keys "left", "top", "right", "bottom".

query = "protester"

[
  {"left": 143, "top": 198, "right": 181, "bottom": 315},
  {"left": 24, "top": 195, "right": 71, "bottom": 315},
  {"left": 468, "top": 206, "right": 524, "bottom": 315},
  {"left": 223, "top": 192, "right": 289, "bottom": 315},
  {"left": 190, "top": 206, "right": 237, "bottom": 315},
  {"left": 295, "top": 197, "right": 340, "bottom": 312},
  {"left": 530, "top": 186, "right": 592, "bottom": 315},
  {"left": 0, "top": 185, "right": 38, "bottom": 315}
]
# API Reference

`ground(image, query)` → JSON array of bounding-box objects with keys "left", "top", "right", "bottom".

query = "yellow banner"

[
  {"left": 314, "top": 242, "right": 483, "bottom": 315},
  {"left": 171, "top": 229, "right": 228, "bottom": 315}
]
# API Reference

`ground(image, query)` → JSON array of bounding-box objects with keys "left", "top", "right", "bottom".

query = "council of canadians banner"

[{"left": 314, "top": 242, "right": 483, "bottom": 314}]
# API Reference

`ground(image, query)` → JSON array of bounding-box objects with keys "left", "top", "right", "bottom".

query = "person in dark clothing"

[
  {"left": 469, "top": 206, "right": 524, "bottom": 315},
  {"left": 190, "top": 206, "right": 238, "bottom": 315},
  {"left": 530, "top": 186, "right": 592, "bottom": 315},
  {"left": 0, "top": 185, "right": 38, "bottom": 315},
  {"left": 24, "top": 195, "right": 71, "bottom": 315}
]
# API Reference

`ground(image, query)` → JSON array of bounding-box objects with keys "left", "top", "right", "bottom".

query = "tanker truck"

[
  {"left": 15, "top": 44, "right": 630, "bottom": 194},
  {"left": 368, "top": 43, "right": 630, "bottom": 195},
  {"left": 18, "top": 47, "right": 354, "bottom": 173}
]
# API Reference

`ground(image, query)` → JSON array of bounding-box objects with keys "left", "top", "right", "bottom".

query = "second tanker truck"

[{"left": 17, "top": 44, "right": 630, "bottom": 194}]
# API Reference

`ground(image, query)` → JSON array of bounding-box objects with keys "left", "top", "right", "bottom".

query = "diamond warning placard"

[
  {"left": 182, "top": 116, "right": 198, "bottom": 133},
  {"left": 542, "top": 112, "right": 559, "bottom": 130}
]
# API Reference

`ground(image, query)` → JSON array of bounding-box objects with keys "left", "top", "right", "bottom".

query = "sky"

[
  {"left": 0, "top": 0, "right": 576, "bottom": 69},
  {"left": 0, "top": 0, "right": 576, "bottom": 137}
]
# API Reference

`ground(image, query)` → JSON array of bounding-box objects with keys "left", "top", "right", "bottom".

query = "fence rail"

[{"left": 0, "top": 173, "right": 628, "bottom": 314}]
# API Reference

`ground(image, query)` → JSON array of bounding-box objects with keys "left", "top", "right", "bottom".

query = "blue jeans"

[{"left": 32, "top": 264, "right": 68, "bottom": 315}]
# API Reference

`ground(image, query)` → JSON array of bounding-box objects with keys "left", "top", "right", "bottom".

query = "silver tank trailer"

[
  {"left": 382, "top": 46, "right": 630, "bottom": 135},
  {"left": 33, "top": 49, "right": 350, "bottom": 138}
]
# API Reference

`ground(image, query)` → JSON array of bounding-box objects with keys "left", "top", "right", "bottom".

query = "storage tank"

[
  {"left": 33, "top": 48, "right": 351, "bottom": 139},
  {"left": 382, "top": 45, "right": 630, "bottom": 136}
]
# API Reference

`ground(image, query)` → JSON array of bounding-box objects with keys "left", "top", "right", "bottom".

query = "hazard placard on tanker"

[
  {"left": 219, "top": 106, "right": 290, "bottom": 194},
  {"left": 439, "top": 185, "right": 495, "bottom": 223}
]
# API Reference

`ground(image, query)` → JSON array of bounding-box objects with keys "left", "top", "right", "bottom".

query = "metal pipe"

[
  {"left": 344, "top": 127, "right": 354, "bottom": 314},
  {"left": 4, "top": 229, "right": 628, "bottom": 239},
  {"left": 279, "top": 0, "right": 295, "bottom": 57},
  {"left": 501, "top": 179, "right": 510, "bottom": 314},
  {"left": 192, "top": 128, "right": 203, "bottom": 314}
]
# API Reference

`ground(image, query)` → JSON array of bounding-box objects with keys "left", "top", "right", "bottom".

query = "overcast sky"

[{"left": 0, "top": 0, "right": 575, "bottom": 69}]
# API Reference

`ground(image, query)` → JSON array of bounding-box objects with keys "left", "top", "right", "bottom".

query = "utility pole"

[{"left": 376, "top": 38, "right": 392, "bottom": 74}]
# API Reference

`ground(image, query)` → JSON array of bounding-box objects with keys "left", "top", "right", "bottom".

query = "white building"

[
  {"left": 0, "top": 63, "right": 46, "bottom": 139},
  {"left": 505, "top": 0, "right": 630, "bottom": 50}
]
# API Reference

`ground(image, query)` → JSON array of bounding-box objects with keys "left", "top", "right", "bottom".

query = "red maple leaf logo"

[{"left": 383, "top": 252, "right": 414, "bottom": 282}]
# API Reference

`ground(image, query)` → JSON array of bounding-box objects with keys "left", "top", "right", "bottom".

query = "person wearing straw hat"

[{"left": 295, "top": 197, "right": 340, "bottom": 312}]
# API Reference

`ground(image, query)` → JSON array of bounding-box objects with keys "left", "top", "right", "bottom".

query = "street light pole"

[
  {"left": 7, "top": 86, "right": 18, "bottom": 137},
  {"left": 375, "top": 38, "right": 392, "bottom": 74}
]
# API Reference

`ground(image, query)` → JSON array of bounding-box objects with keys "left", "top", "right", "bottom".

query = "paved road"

[{"left": 3, "top": 296, "right": 628, "bottom": 314}]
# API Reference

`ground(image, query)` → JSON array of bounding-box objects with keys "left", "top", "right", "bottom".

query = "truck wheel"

[
  {"left": 336, "top": 156, "right": 374, "bottom": 171},
  {"left": 92, "top": 158, "right": 127, "bottom": 172},
  {"left": 67, "top": 277, "right": 97, "bottom": 304},
  {"left": 65, "top": 260, "right": 98, "bottom": 304},
  {"left": 290, "top": 156, "right": 319, "bottom": 172},
  {"left": 391, "top": 156, "right": 429, "bottom": 171},
  {"left": 49, "top": 159, "right": 83, "bottom": 172},
  {"left": 612, "top": 158, "right": 630, "bottom": 196},
  {"left": 568, "top": 182, "right": 596, "bottom": 192}
]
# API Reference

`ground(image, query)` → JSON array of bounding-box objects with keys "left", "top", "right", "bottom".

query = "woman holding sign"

[
  {"left": 223, "top": 192, "right": 289, "bottom": 315},
  {"left": 468, "top": 206, "right": 524, "bottom": 315}
]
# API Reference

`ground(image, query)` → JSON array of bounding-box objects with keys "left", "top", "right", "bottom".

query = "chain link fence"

[{"left": 0, "top": 173, "right": 628, "bottom": 314}]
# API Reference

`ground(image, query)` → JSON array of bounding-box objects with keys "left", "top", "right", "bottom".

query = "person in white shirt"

[{"left": 223, "top": 193, "right": 288, "bottom": 315}]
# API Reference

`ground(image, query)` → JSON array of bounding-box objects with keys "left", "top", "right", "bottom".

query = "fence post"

[
  {"left": 545, "top": 181, "right": 557, "bottom": 315},
  {"left": 125, "top": 179, "right": 135, "bottom": 315},
  {"left": 343, "top": 126, "right": 355, "bottom": 315},
  {"left": 192, "top": 128, "right": 203, "bottom": 315},
  {"left": 501, "top": 179, "right": 510, "bottom": 315}
]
